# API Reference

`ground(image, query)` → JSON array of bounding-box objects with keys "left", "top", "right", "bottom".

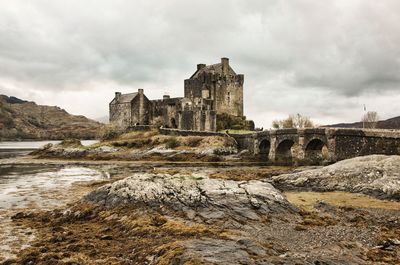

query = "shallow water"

[
  {"left": 0, "top": 164, "right": 108, "bottom": 262},
  {"left": 0, "top": 140, "right": 98, "bottom": 149},
  {"left": 0, "top": 140, "right": 99, "bottom": 159}
]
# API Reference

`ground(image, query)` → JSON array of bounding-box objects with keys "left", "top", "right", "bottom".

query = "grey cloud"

[{"left": 0, "top": 0, "right": 399, "bottom": 125}]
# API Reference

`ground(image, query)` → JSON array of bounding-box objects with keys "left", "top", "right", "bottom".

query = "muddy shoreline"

[{"left": 1, "top": 155, "right": 400, "bottom": 264}]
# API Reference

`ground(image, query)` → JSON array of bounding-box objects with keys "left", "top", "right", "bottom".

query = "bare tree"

[
  {"left": 362, "top": 111, "right": 379, "bottom": 129},
  {"left": 272, "top": 114, "right": 314, "bottom": 129}
]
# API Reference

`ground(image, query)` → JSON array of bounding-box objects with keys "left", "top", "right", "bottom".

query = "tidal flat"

[{"left": 1, "top": 156, "right": 399, "bottom": 264}]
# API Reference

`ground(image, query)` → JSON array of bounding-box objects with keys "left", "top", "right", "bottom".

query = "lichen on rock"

[
  {"left": 85, "top": 173, "right": 297, "bottom": 223},
  {"left": 271, "top": 155, "right": 400, "bottom": 200}
]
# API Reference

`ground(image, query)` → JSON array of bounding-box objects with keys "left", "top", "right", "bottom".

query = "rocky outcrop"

[
  {"left": 32, "top": 139, "right": 239, "bottom": 162},
  {"left": 31, "top": 143, "right": 88, "bottom": 159},
  {"left": 85, "top": 173, "right": 297, "bottom": 222},
  {"left": 271, "top": 155, "right": 400, "bottom": 200}
]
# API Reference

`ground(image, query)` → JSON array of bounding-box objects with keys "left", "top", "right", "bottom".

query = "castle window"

[{"left": 227, "top": 92, "right": 231, "bottom": 103}]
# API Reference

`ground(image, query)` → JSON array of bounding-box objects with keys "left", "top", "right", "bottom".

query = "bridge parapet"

[
  {"left": 270, "top": 128, "right": 298, "bottom": 135},
  {"left": 329, "top": 128, "right": 400, "bottom": 138},
  {"left": 231, "top": 127, "right": 400, "bottom": 165}
]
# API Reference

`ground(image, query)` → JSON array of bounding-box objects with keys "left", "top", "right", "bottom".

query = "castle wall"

[
  {"left": 184, "top": 78, "right": 205, "bottom": 99},
  {"left": 130, "top": 93, "right": 151, "bottom": 125},
  {"left": 151, "top": 98, "right": 182, "bottom": 128},
  {"left": 109, "top": 102, "right": 131, "bottom": 128},
  {"left": 178, "top": 109, "right": 216, "bottom": 131},
  {"left": 214, "top": 74, "right": 244, "bottom": 117}
]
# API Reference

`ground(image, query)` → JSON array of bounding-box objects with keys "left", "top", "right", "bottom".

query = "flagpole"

[{"left": 363, "top": 104, "right": 366, "bottom": 129}]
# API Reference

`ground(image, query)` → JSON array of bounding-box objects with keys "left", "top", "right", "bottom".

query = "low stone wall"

[
  {"left": 329, "top": 128, "right": 400, "bottom": 138},
  {"left": 159, "top": 128, "right": 226, "bottom": 137},
  {"left": 127, "top": 125, "right": 157, "bottom": 132}
]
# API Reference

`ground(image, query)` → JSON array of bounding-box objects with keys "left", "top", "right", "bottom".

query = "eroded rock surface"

[
  {"left": 85, "top": 173, "right": 297, "bottom": 222},
  {"left": 271, "top": 155, "right": 400, "bottom": 200}
]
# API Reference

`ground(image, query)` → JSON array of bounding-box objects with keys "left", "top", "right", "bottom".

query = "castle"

[{"left": 109, "top": 58, "right": 252, "bottom": 131}]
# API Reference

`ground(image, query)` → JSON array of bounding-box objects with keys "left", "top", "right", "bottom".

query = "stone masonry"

[
  {"left": 109, "top": 58, "right": 249, "bottom": 132},
  {"left": 231, "top": 128, "right": 400, "bottom": 165}
]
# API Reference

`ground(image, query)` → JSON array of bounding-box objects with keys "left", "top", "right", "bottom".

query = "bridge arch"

[
  {"left": 258, "top": 139, "right": 270, "bottom": 157},
  {"left": 275, "top": 139, "right": 297, "bottom": 164},
  {"left": 304, "top": 138, "right": 328, "bottom": 165}
]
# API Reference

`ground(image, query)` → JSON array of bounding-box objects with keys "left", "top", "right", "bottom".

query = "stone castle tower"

[
  {"left": 109, "top": 58, "right": 251, "bottom": 132},
  {"left": 184, "top": 57, "right": 244, "bottom": 117}
]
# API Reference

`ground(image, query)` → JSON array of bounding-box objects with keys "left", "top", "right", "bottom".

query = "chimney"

[
  {"left": 197, "top": 64, "right": 206, "bottom": 70},
  {"left": 115, "top": 92, "right": 121, "bottom": 99},
  {"left": 221, "top": 57, "right": 229, "bottom": 75},
  {"left": 138, "top": 88, "right": 144, "bottom": 94},
  {"left": 163, "top": 94, "right": 170, "bottom": 100}
]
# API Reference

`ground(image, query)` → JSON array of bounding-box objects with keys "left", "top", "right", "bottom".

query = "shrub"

[
  {"left": 165, "top": 137, "right": 180, "bottom": 149},
  {"left": 97, "top": 124, "right": 124, "bottom": 141},
  {"left": 216, "top": 113, "right": 254, "bottom": 131}
]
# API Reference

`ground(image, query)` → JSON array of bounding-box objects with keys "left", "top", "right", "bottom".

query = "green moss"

[{"left": 216, "top": 113, "right": 254, "bottom": 131}]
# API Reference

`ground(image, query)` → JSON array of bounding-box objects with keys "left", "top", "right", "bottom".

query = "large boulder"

[
  {"left": 85, "top": 173, "right": 297, "bottom": 222},
  {"left": 271, "top": 155, "right": 400, "bottom": 200}
]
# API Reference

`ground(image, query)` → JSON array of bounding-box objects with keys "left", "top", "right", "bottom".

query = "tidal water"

[
  {"left": 0, "top": 140, "right": 98, "bottom": 159},
  {"left": 0, "top": 141, "right": 105, "bottom": 262},
  {"left": 0, "top": 140, "right": 98, "bottom": 150}
]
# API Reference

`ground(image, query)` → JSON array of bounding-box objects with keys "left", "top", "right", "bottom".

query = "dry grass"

[
  {"left": 209, "top": 166, "right": 296, "bottom": 181},
  {"left": 154, "top": 242, "right": 186, "bottom": 265},
  {"left": 179, "top": 136, "right": 203, "bottom": 147},
  {"left": 285, "top": 191, "right": 400, "bottom": 211},
  {"left": 118, "top": 129, "right": 159, "bottom": 140},
  {"left": 198, "top": 136, "right": 235, "bottom": 148},
  {"left": 298, "top": 210, "right": 337, "bottom": 227}
]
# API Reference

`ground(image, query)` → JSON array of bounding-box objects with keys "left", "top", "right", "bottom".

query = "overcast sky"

[{"left": 1, "top": 0, "right": 400, "bottom": 128}]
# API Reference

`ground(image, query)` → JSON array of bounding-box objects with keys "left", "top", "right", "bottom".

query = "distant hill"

[
  {"left": 0, "top": 95, "right": 103, "bottom": 140},
  {"left": 95, "top": 115, "right": 109, "bottom": 123},
  {"left": 325, "top": 116, "right": 400, "bottom": 130}
]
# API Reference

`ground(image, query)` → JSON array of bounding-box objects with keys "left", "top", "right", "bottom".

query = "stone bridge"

[{"left": 231, "top": 128, "right": 400, "bottom": 165}]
